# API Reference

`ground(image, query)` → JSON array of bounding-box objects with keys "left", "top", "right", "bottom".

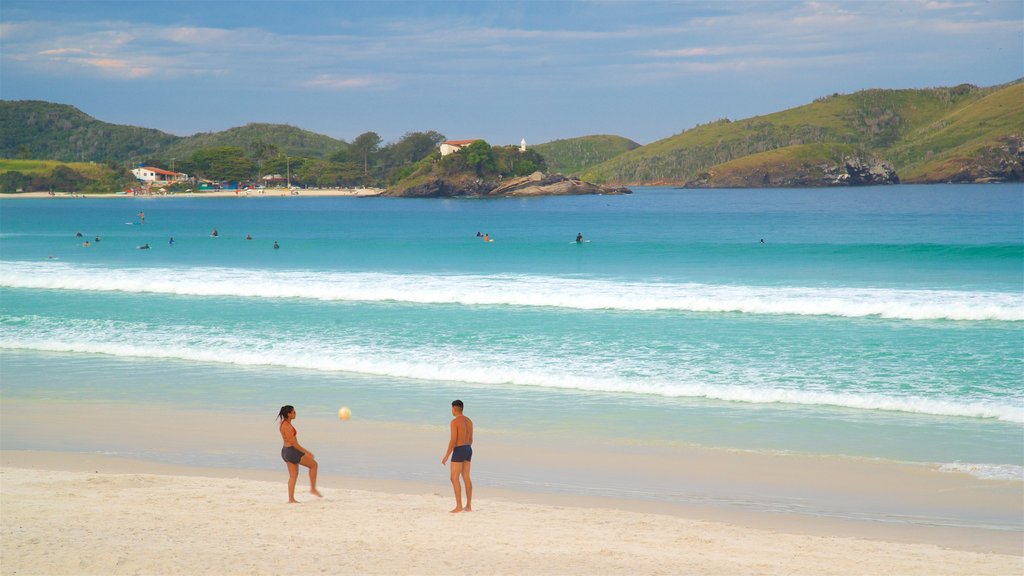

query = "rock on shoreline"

[
  {"left": 685, "top": 155, "right": 899, "bottom": 188},
  {"left": 385, "top": 172, "right": 631, "bottom": 198}
]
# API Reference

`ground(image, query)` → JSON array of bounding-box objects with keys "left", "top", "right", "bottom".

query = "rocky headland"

[
  {"left": 384, "top": 171, "right": 631, "bottom": 198},
  {"left": 685, "top": 155, "right": 900, "bottom": 188}
]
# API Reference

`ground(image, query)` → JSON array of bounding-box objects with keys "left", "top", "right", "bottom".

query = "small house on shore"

[
  {"left": 439, "top": 139, "right": 482, "bottom": 156},
  {"left": 132, "top": 166, "right": 188, "bottom": 183}
]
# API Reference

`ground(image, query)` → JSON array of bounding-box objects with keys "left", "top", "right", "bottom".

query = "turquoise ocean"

[{"left": 2, "top": 185, "right": 1022, "bottom": 515}]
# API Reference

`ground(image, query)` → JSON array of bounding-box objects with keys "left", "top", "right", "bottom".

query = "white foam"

[
  {"left": 2, "top": 320, "right": 1021, "bottom": 423},
  {"left": 2, "top": 261, "right": 1022, "bottom": 321},
  {"left": 936, "top": 462, "right": 1024, "bottom": 481}
]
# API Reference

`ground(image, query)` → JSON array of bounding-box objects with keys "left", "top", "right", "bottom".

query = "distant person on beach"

[
  {"left": 277, "top": 405, "right": 322, "bottom": 503},
  {"left": 441, "top": 399, "right": 473, "bottom": 513},
  {"left": 576, "top": 232, "right": 583, "bottom": 243}
]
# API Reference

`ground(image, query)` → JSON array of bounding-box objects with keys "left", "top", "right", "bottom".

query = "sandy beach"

[
  {"left": 1, "top": 187, "right": 384, "bottom": 199},
  {"left": 1, "top": 452, "right": 1021, "bottom": 576},
  {"left": 1, "top": 400, "right": 1022, "bottom": 575}
]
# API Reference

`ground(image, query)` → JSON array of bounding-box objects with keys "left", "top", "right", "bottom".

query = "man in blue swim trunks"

[{"left": 441, "top": 399, "right": 474, "bottom": 513}]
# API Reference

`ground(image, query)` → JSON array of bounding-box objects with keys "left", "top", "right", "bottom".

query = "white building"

[
  {"left": 132, "top": 166, "right": 188, "bottom": 183},
  {"left": 439, "top": 139, "right": 482, "bottom": 156}
]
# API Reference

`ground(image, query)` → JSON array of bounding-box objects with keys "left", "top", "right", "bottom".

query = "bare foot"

[
  {"left": 449, "top": 506, "right": 463, "bottom": 514},
  {"left": 310, "top": 489, "right": 323, "bottom": 498},
  {"left": 464, "top": 506, "right": 472, "bottom": 512},
  {"left": 288, "top": 499, "right": 300, "bottom": 504}
]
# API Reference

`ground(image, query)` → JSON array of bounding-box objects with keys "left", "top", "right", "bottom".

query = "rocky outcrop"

[
  {"left": 489, "top": 172, "right": 631, "bottom": 196},
  {"left": 825, "top": 156, "right": 900, "bottom": 186},
  {"left": 386, "top": 172, "right": 631, "bottom": 198},
  {"left": 685, "top": 155, "right": 899, "bottom": 188},
  {"left": 930, "top": 136, "right": 1023, "bottom": 183}
]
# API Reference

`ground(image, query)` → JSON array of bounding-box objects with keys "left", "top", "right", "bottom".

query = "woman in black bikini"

[{"left": 277, "top": 405, "right": 322, "bottom": 503}]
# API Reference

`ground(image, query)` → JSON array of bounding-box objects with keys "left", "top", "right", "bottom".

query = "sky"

[{"left": 1, "top": 1, "right": 1022, "bottom": 147}]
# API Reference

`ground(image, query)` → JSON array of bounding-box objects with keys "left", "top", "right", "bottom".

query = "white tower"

[{"left": 520, "top": 138, "right": 527, "bottom": 152}]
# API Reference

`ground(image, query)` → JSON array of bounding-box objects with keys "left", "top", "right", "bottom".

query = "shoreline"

[
  {"left": 1, "top": 399, "right": 1021, "bottom": 557},
  {"left": 2, "top": 450, "right": 1021, "bottom": 575},
  {"left": 0, "top": 187, "right": 385, "bottom": 199}
]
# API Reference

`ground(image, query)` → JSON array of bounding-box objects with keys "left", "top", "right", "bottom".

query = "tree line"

[
  {"left": 140, "top": 131, "right": 451, "bottom": 188},
  {"left": 2, "top": 130, "right": 549, "bottom": 193}
]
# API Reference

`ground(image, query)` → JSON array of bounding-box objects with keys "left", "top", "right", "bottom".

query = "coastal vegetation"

[
  {"left": 531, "top": 135, "right": 640, "bottom": 176},
  {"left": 0, "top": 159, "right": 134, "bottom": 194},
  {"left": 582, "top": 80, "right": 1023, "bottom": 186},
  {"left": 383, "top": 140, "right": 552, "bottom": 197},
  {"left": 1, "top": 79, "right": 1020, "bottom": 192}
]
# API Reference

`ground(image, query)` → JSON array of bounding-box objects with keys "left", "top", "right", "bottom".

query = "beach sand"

[
  {"left": 2, "top": 451, "right": 1021, "bottom": 576},
  {"left": 2, "top": 187, "right": 384, "bottom": 199}
]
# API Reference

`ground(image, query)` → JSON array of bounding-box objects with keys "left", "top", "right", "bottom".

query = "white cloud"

[{"left": 302, "top": 74, "right": 389, "bottom": 90}]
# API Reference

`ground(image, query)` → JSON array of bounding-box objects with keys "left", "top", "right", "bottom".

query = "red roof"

[
  {"left": 141, "top": 166, "right": 181, "bottom": 176},
  {"left": 442, "top": 139, "right": 481, "bottom": 146}
]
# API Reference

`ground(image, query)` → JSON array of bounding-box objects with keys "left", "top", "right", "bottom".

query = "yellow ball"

[{"left": 338, "top": 406, "right": 351, "bottom": 421}]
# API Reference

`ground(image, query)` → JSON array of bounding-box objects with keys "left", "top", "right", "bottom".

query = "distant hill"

[
  {"left": 583, "top": 81, "right": 1023, "bottom": 186},
  {"left": 0, "top": 100, "right": 178, "bottom": 163},
  {"left": 163, "top": 123, "right": 347, "bottom": 161},
  {"left": 532, "top": 135, "right": 640, "bottom": 176},
  {"left": 0, "top": 101, "right": 346, "bottom": 163}
]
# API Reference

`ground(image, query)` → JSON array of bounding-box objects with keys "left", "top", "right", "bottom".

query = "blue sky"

[{"left": 2, "top": 1, "right": 1021, "bottom": 146}]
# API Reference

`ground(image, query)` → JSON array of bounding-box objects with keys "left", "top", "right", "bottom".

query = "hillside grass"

[
  {"left": 583, "top": 82, "right": 1019, "bottom": 184},
  {"left": 533, "top": 135, "right": 640, "bottom": 176},
  {"left": 0, "top": 159, "right": 112, "bottom": 179}
]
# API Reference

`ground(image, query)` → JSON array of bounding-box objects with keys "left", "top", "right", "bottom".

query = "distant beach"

[{"left": 1, "top": 187, "right": 384, "bottom": 199}]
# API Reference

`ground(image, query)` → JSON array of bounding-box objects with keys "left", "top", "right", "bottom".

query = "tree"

[
  {"left": 462, "top": 140, "right": 497, "bottom": 177},
  {"left": 190, "top": 147, "right": 255, "bottom": 181},
  {"left": 385, "top": 131, "right": 446, "bottom": 165},
  {"left": 0, "top": 171, "right": 31, "bottom": 192},
  {"left": 350, "top": 131, "right": 382, "bottom": 176}
]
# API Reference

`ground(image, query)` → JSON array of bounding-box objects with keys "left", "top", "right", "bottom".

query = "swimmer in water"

[
  {"left": 273, "top": 241, "right": 280, "bottom": 250},
  {"left": 576, "top": 232, "right": 583, "bottom": 243}
]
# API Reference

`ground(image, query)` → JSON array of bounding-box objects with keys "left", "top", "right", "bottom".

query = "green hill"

[
  {"left": 163, "top": 123, "right": 346, "bottom": 161},
  {"left": 0, "top": 100, "right": 179, "bottom": 163},
  {"left": 583, "top": 81, "right": 1023, "bottom": 185},
  {"left": 0, "top": 101, "right": 346, "bottom": 164},
  {"left": 532, "top": 135, "right": 640, "bottom": 176}
]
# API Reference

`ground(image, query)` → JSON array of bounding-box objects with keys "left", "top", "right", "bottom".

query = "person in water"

[
  {"left": 211, "top": 228, "right": 219, "bottom": 237},
  {"left": 277, "top": 405, "right": 322, "bottom": 503},
  {"left": 441, "top": 399, "right": 473, "bottom": 513},
  {"left": 245, "top": 234, "right": 252, "bottom": 240},
  {"left": 168, "top": 237, "right": 175, "bottom": 245},
  {"left": 137, "top": 243, "right": 150, "bottom": 250},
  {"left": 576, "top": 232, "right": 583, "bottom": 243},
  {"left": 273, "top": 240, "right": 280, "bottom": 250},
  {"left": 138, "top": 211, "right": 145, "bottom": 225}
]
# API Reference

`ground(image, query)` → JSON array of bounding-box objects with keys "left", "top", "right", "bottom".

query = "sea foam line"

[
  {"left": 2, "top": 332, "right": 1021, "bottom": 424},
  {"left": 2, "top": 261, "right": 1023, "bottom": 321}
]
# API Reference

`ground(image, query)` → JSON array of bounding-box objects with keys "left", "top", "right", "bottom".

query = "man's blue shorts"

[{"left": 451, "top": 445, "right": 473, "bottom": 463}]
